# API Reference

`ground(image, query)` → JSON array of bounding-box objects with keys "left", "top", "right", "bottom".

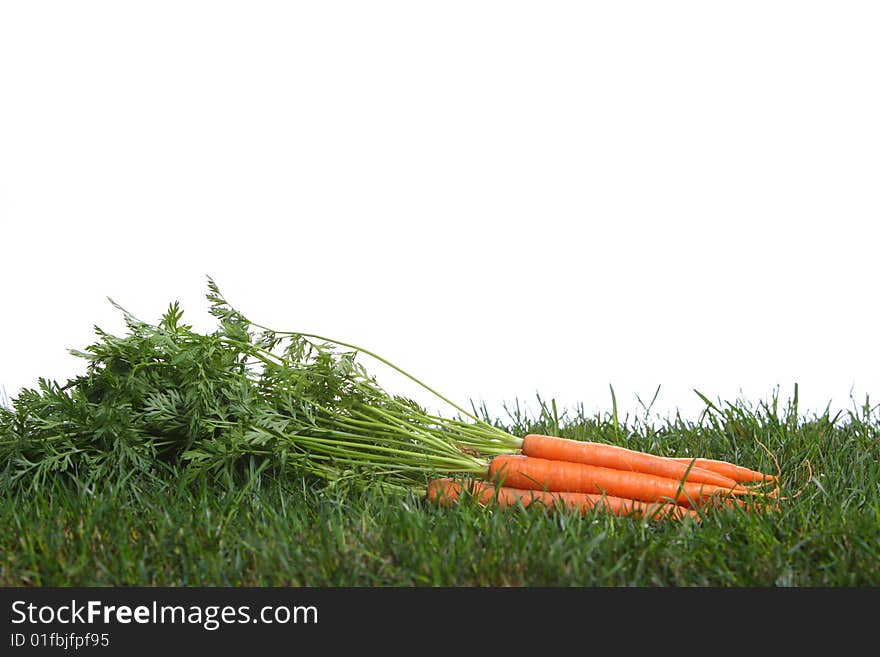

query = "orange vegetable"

[
  {"left": 488, "top": 454, "right": 752, "bottom": 507},
  {"left": 521, "top": 434, "right": 740, "bottom": 488},
  {"left": 666, "top": 456, "right": 777, "bottom": 483},
  {"left": 427, "top": 478, "right": 698, "bottom": 520}
]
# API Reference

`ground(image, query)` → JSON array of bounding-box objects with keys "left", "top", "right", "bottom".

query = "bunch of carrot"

[{"left": 428, "top": 434, "right": 779, "bottom": 521}]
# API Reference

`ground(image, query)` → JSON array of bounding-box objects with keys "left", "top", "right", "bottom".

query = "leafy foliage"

[{"left": 0, "top": 279, "right": 513, "bottom": 494}]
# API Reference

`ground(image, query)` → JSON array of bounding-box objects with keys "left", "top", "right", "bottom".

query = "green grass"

[{"left": 3, "top": 389, "right": 879, "bottom": 587}]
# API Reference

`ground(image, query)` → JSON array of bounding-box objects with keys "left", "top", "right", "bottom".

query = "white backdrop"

[{"left": 2, "top": 2, "right": 878, "bottom": 423}]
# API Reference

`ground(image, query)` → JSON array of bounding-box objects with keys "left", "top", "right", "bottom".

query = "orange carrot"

[
  {"left": 488, "top": 454, "right": 753, "bottom": 507},
  {"left": 521, "top": 434, "right": 741, "bottom": 488},
  {"left": 666, "top": 456, "right": 777, "bottom": 483},
  {"left": 427, "top": 478, "right": 699, "bottom": 520}
]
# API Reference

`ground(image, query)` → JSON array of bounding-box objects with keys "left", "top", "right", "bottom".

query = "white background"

[{"left": 1, "top": 2, "right": 878, "bottom": 424}]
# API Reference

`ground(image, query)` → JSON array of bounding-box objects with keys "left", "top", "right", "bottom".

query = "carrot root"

[
  {"left": 427, "top": 478, "right": 699, "bottom": 521},
  {"left": 522, "top": 434, "right": 742, "bottom": 489},
  {"left": 666, "top": 456, "right": 777, "bottom": 483},
  {"left": 489, "top": 454, "right": 759, "bottom": 507}
]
